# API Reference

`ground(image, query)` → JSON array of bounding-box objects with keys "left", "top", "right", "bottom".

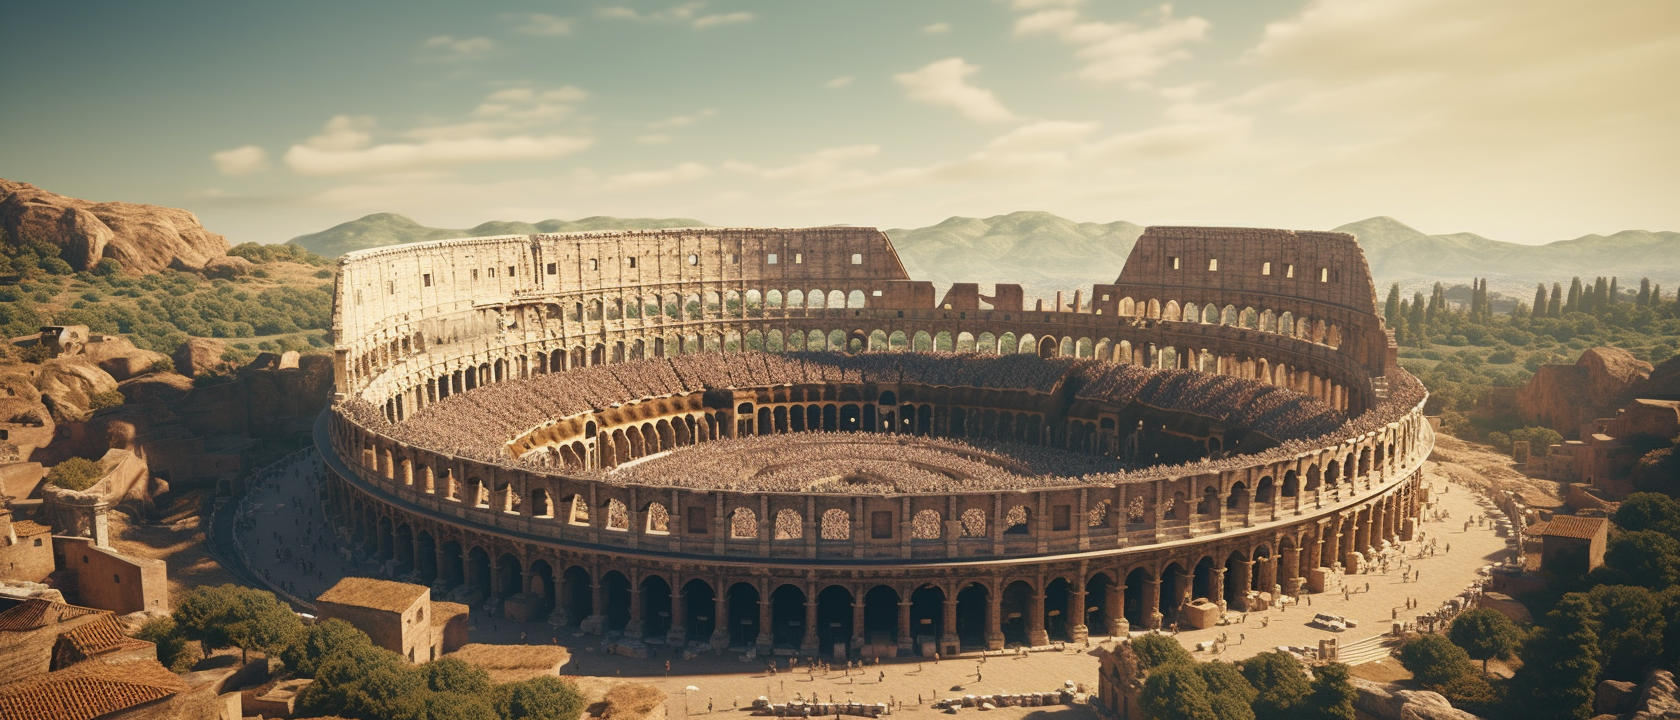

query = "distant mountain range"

[{"left": 286, "top": 211, "right": 1680, "bottom": 296}]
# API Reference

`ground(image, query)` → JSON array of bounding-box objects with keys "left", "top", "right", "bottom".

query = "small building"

[
  {"left": 0, "top": 598, "right": 110, "bottom": 680},
  {"left": 1536, "top": 515, "right": 1609, "bottom": 575},
  {"left": 52, "top": 536, "right": 168, "bottom": 615},
  {"left": 316, "top": 577, "right": 465, "bottom": 663},
  {"left": 2, "top": 504, "right": 55, "bottom": 583}
]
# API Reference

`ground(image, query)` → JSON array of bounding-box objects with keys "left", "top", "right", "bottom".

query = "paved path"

[{"left": 235, "top": 459, "right": 1514, "bottom": 717}]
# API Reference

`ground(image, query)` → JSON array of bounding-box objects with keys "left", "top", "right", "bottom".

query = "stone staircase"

[{"left": 1336, "top": 633, "right": 1400, "bottom": 665}]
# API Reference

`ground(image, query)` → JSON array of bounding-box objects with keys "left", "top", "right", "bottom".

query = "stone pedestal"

[{"left": 1306, "top": 567, "right": 1329, "bottom": 594}]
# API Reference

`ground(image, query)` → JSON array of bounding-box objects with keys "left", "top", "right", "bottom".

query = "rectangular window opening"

[
  {"left": 794, "top": 253, "right": 804, "bottom": 264},
  {"left": 1208, "top": 258, "right": 1219, "bottom": 271},
  {"left": 422, "top": 273, "right": 432, "bottom": 287},
  {"left": 627, "top": 257, "right": 637, "bottom": 269},
  {"left": 767, "top": 253, "right": 778, "bottom": 264},
  {"left": 1262, "top": 262, "right": 1272, "bottom": 276},
  {"left": 1319, "top": 267, "right": 1330, "bottom": 283},
  {"left": 1169, "top": 256, "right": 1181, "bottom": 270},
  {"left": 1286, "top": 264, "right": 1295, "bottom": 279},
  {"left": 546, "top": 263, "right": 557, "bottom": 275},
  {"left": 851, "top": 253, "right": 863, "bottom": 265}
]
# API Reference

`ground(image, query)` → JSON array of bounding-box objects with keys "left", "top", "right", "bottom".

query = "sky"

[{"left": 2, "top": 0, "right": 1677, "bottom": 245}]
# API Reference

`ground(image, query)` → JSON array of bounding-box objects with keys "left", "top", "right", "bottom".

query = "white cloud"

[
  {"left": 303, "top": 115, "right": 375, "bottom": 152},
  {"left": 598, "top": 3, "right": 754, "bottom": 29},
  {"left": 211, "top": 145, "right": 269, "bottom": 176},
  {"left": 648, "top": 108, "right": 717, "bottom": 129},
  {"left": 503, "top": 13, "right": 574, "bottom": 36},
  {"left": 723, "top": 145, "right": 880, "bottom": 183},
  {"left": 826, "top": 76, "right": 855, "bottom": 89},
  {"left": 602, "top": 162, "right": 712, "bottom": 191},
  {"left": 893, "top": 58, "right": 1016, "bottom": 124},
  {"left": 1014, "top": 4, "right": 1209, "bottom": 83},
  {"left": 420, "top": 35, "right": 496, "bottom": 61},
  {"left": 693, "top": 12, "right": 754, "bottom": 28},
  {"left": 286, "top": 135, "right": 593, "bottom": 176},
  {"left": 923, "top": 22, "right": 951, "bottom": 35}
]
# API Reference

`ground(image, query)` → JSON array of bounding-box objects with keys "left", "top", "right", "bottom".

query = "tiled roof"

[
  {"left": 0, "top": 600, "right": 103, "bottom": 632},
  {"left": 1540, "top": 515, "right": 1607, "bottom": 540},
  {"left": 317, "top": 577, "right": 428, "bottom": 614},
  {"left": 60, "top": 616, "right": 153, "bottom": 658},
  {"left": 0, "top": 660, "right": 187, "bottom": 720},
  {"left": 10, "top": 520, "right": 51, "bottom": 536}
]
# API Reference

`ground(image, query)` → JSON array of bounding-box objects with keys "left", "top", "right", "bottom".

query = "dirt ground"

[
  {"left": 105, "top": 489, "right": 238, "bottom": 602},
  {"left": 1427, "top": 435, "right": 1566, "bottom": 511}
]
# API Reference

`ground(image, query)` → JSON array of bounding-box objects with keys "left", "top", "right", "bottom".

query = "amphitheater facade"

[{"left": 316, "top": 224, "right": 1432, "bottom": 657}]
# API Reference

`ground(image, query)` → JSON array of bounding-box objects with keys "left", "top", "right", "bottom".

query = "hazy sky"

[{"left": 3, "top": 0, "right": 1676, "bottom": 244}]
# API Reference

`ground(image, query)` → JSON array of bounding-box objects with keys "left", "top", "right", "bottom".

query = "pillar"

[
  {"left": 941, "top": 597, "right": 960, "bottom": 652},
  {"left": 587, "top": 575, "right": 606, "bottom": 629},
  {"left": 898, "top": 601, "right": 913, "bottom": 653},
  {"left": 756, "top": 599, "right": 773, "bottom": 652},
  {"left": 985, "top": 590, "right": 1005, "bottom": 650},
  {"left": 667, "top": 591, "right": 687, "bottom": 645},
  {"left": 1144, "top": 577, "right": 1162, "bottom": 630},
  {"left": 1105, "top": 582, "right": 1127, "bottom": 636},
  {"left": 1233, "top": 561, "right": 1253, "bottom": 611},
  {"left": 1067, "top": 587, "right": 1089, "bottom": 643},
  {"left": 711, "top": 591, "right": 729, "bottom": 649},
  {"left": 801, "top": 599, "right": 819, "bottom": 654},
  {"left": 625, "top": 581, "right": 645, "bottom": 638},
  {"left": 854, "top": 602, "right": 869, "bottom": 653},
  {"left": 1028, "top": 592, "right": 1049, "bottom": 646}
]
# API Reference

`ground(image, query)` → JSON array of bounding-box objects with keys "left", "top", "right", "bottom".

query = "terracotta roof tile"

[
  {"left": 1540, "top": 515, "right": 1606, "bottom": 540},
  {"left": 61, "top": 616, "right": 153, "bottom": 658},
  {"left": 0, "top": 599, "right": 103, "bottom": 632},
  {"left": 0, "top": 660, "right": 187, "bottom": 720},
  {"left": 10, "top": 520, "right": 51, "bottom": 536}
]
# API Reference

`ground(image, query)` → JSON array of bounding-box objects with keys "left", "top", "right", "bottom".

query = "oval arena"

[{"left": 317, "top": 225, "right": 1433, "bottom": 657}]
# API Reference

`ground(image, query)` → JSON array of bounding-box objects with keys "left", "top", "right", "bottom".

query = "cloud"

[
  {"left": 285, "top": 135, "right": 593, "bottom": 176},
  {"left": 503, "top": 13, "right": 574, "bottom": 36},
  {"left": 826, "top": 76, "right": 855, "bottom": 89},
  {"left": 723, "top": 145, "right": 881, "bottom": 183},
  {"left": 923, "top": 22, "right": 951, "bottom": 35},
  {"left": 211, "top": 145, "right": 269, "bottom": 176},
  {"left": 1014, "top": 4, "right": 1209, "bottom": 83},
  {"left": 597, "top": 3, "right": 754, "bottom": 29},
  {"left": 893, "top": 58, "right": 1016, "bottom": 124},
  {"left": 1011, "top": 0, "right": 1082, "bottom": 8},
  {"left": 602, "top": 162, "right": 712, "bottom": 191},
  {"left": 420, "top": 35, "right": 496, "bottom": 61}
]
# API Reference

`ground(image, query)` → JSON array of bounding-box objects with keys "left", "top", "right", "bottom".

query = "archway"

[
  {"left": 439, "top": 540, "right": 463, "bottom": 588},
  {"left": 601, "top": 571, "right": 632, "bottom": 631},
  {"left": 683, "top": 579, "right": 717, "bottom": 643},
  {"left": 465, "top": 547, "right": 491, "bottom": 599},
  {"left": 1085, "top": 573, "right": 1114, "bottom": 637},
  {"left": 496, "top": 553, "right": 522, "bottom": 599},
  {"left": 415, "top": 532, "right": 437, "bottom": 585},
  {"left": 864, "top": 585, "right": 900, "bottom": 647},
  {"left": 1124, "top": 568, "right": 1152, "bottom": 628},
  {"left": 1000, "top": 581, "right": 1033, "bottom": 645},
  {"left": 1044, "top": 577, "right": 1071, "bottom": 641},
  {"left": 561, "top": 566, "right": 591, "bottom": 625},
  {"left": 771, "top": 584, "right": 806, "bottom": 648},
  {"left": 528, "top": 560, "right": 554, "bottom": 618},
  {"left": 728, "top": 583, "right": 761, "bottom": 647},
  {"left": 910, "top": 584, "right": 945, "bottom": 646},
  {"left": 955, "top": 582, "right": 988, "bottom": 650},
  {"left": 641, "top": 575, "right": 673, "bottom": 638},
  {"left": 817, "top": 585, "right": 854, "bottom": 654}
]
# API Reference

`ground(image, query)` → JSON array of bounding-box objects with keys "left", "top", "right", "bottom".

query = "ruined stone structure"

[{"left": 316, "top": 225, "right": 1432, "bottom": 657}]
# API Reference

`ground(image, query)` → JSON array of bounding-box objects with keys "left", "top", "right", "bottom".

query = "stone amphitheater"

[{"left": 317, "top": 224, "right": 1432, "bottom": 658}]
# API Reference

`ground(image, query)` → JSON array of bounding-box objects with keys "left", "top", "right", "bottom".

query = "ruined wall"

[{"left": 54, "top": 536, "right": 168, "bottom": 615}]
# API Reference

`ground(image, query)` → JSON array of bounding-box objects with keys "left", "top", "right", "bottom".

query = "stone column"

[
  {"left": 1106, "top": 582, "right": 1127, "bottom": 636},
  {"left": 668, "top": 591, "right": 687, "bottom": 645},
  {"left": 586, "top": 576, "right": 606, "bottom": 632},
  {"left": 1211, "top": 566, "right": 1228, "bottom": 612},
  {"left": 625, "top": 581, "right": 645, "bottom": 638},
  {"left": 756, "top": 599, "right": 773, "bottom": 653},
  {"left": 986, "top": 591, "right": 1005, "bottom": 650},
  {"left": 897, "top": 601, "right": 913, "bottom": 652},
  {"left": 1144, "top": 577, "right": 1162, "bottom": 630},
  {"left": 801, "top": 599, "right": 820, "bottom": 654},
  {"left": 940, "top": 596, "right": 960, "bottom": 650},
  {"left": 854, "top": 602, "right": 870, "bottom": 653},
  {"left": 1259, "top": 557, "right": 1277, "bottom": 600},
  {"left": 1068, "top": 588, "right": 1089, "bottom": 643},
  {"left": 1027, "top": 592, "right": 1049, "bottom": 646},
  {"left": 711, "top": 591, "right": 729, "bottom": 649}
]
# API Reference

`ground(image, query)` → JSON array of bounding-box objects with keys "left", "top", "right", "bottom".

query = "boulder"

[
  {"left": 0, "top": 178, "right": 229, "bottom": 273},
  {"left": 1596, "top": 680, "right": 1639, "bottom": 716},
  {"left": 1396, "top": 690, "right": 1484, "bottom": 720},
  {"left": 172, "top": 338, "right": 225, "bottom": 377},
  {"left": 1631, "top": 669, "right": 1679, "bottom": 720},
  {"left": 80, "top": 336, "right": 170, "bottom": 381},
  {"left": 202, "top": 255, "right": 254, "bottom": 279},
  {"left": 117, "top": 372, "right": 193, "bottom": 405},
  {"left": 34, "top": 356, "right": 119, "bottom": 422},
  {"left": 1517, "top": 347, "right": 1653, "bottom": 437},
  {"left": 1632, "top": 355, "right": 1680, "bottom": 402}
]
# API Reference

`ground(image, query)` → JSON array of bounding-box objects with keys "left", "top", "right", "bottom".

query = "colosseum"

[{"left": 316, "top": 224, "right": 1431, "bottom": 658}]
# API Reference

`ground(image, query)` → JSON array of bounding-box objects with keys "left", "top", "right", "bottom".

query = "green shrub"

[
  {"left": 46, "top": 457, "right": 106, "bottom": 491},
  {"left": 1397, "top": 634, "right": 1477, "bottom": 687},
  {"left": 92, "top": 258, "right": 123, "bottom": 276},
  {"left": 88, "top": 389, "right": 124, "bottom": 411}
]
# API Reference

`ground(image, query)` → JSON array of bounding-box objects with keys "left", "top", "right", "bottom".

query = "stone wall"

[{"left": 54, "top": 536, "right": 168, "bottom": 615}]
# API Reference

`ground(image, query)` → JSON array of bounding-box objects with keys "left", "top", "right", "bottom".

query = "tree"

[
  {"left": 1448, "top": 608, "right": 1522, "bottom": 673},
  {"left": 425, "top": 657, "right": 493, "bottom": 696},
  {"left": 1241, "top": 652, "right": 1311, "bottom": 720},
  {"left": 1197, "top": 661, "right": 1257, "bottom": 720},
  {"left": 1566, "top": 277, "right": 1583, "bottom": 313},
  {"left": 1397, "top": 634, "right": 1477, "bottom": 686},
  {"left": 497, "top": 676, "right": 587, "bottom": 720},
  {"left": 1385, "top": 284, "right": 1402, "bottom": 326},
  {"left": 135, "top": 616, "right": 196, "bottom": 672},
  {"left": 1587, "top": 585, "right": 1667, "bottom": 680},
  {"left": 173, "top": 584, "right": 303, "bottom": 663},
  {"left": 281, "top": 618, "right": 375, "bottom": 677},
  {"left": 1533, "top": 284, "right": 1548, "bottom": 318},
  {"left": 1612, "top": 493, "right": 1680, "bottom": 539},
  {"left": 1548, "top": 283, "right": 1563, "bottom": 317},
  {"left": 1132, "top": 633, "right": 1195, "bottom": 670},
  {"left": 1142, "top": 662, "right": 1219, "bottom": 720},
  {"left": 1602, "top": 530, "right": 1680, "bottom": 589},
  {"left": 1510, "top": 593, "right": 1601, "bottom": 720},
  {"left": 296, "top": 642, "right": 423, "bottom": 720},
  {"left": 1304, "top": 662, "right": 1357, "bottom": 720}
]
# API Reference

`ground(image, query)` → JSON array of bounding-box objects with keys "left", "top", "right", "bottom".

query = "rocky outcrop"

[
  {"left": 1352, "top": 677, "right": 1486, "bottom": 720},
  {"left": 201, "top": 255, "right": 253, "bottom": 279},
  {"left": 1632, "top": 355, "right": 1680, "bottom": 401},
  {"left": 1630, "top": 670, "right": 1679, "bottom": 720},
  {"left": 0, "top": 178, "right": 229, "bottom": 273},
  {"left": 33, "top": 357, "right": 119, "bottom": 423},
  {"left": 1517, "top": 347, "right": 1653, "bottom": 438},
  {"left": 171, "top": 338, "right": 226, "bottom": 378},
  {"left": 79, "top": 336, "right": 170, "bottom": 382},
  {"left": 1598, "top": 680, "right": 1640, "bottom": 716}
]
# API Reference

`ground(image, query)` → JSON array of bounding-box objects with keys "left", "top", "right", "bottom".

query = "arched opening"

[
  {"left": 496, "top": 553, "right": 522, "bottom": 599},
  {"left": 909, "top": 584, "right": 945, "bottom": 647},
  {"left": 641, "top": 575, "right": 673, "bottom": 638},
  {"left": 562, "top": 566, "right": 591, "bottom": 625},
  {"left": 728, "top": 583, "right": 761, "bottom": 647},
  {"left": 528, "top": 560, "right": 554, "bottom": 619},
  {"left": 864, "top": 585, "right": 900, "bottom": 647},
  {"left": 683, "top": 579, "right": 716, "bottom": 643},
  {"left": 1044, "top": 577, "right": 1072, "bottom": 641},
  {"left": 1000, "top": 581, "right": 1034, "bottom": 646},
  {"left": 1225, "top": 550, "right": 1250, "bottom": 609},
  {"left": 392, "top": 523, "right": 413, "bottom": 572},
  {"left": 1086, "top": 573, "right": 1114, "bottom": 637},
  {"left": 465, "top": 547, "right": 491, "bottom": 599},
  {"left": 816, "top": 585, "right": 854, "bottom": 652},
  {"left": 955, "top": 583, "right": 988, "bottom": 650},
  {"left": 415, "top": 532, "right": 437, "bottom": 585},
  {"left": 1160, "top": 562, "right": 1187, "bottom": 626},
  {"left": 601, "top": 571, "right": 633, "bottom": 632},
  {"left": 1192, "top": 556, "right": 1217, "bottom": 605},
  {"left": 1124, "top": 568, "right": 1151, "bottom": 628},
  {"left": 439, "top": 541, "right": 463, "bottom": 588},
  {"left": 770, "top": 584, "right": 806, "bottom": 648}
]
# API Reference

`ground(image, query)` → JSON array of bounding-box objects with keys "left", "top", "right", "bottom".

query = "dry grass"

[
  {"left": 447, "top": 643, "right": 571, "bottom": 684},
  {"left": 316, "top": 577, "right": 427, "bottom": 613},
  {"left": 1349, "top": 657, "right": 1413, "bottom": 683},
  {"left": 601, "top": 682, "right": 667, "bottom": 720}
]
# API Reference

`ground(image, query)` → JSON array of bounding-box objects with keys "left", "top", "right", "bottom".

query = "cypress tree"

[
  {"left": 1384, "top": 283, "right": 1402, "bottom": 326},
  {"left": 1609, "top": 277, "right": 1619, "bottom": 305},
  {"left": 1510, "top": 593, "right": 1601, "bottom": 720},
  {"left": 1638, "top": 278, "right": 1651, "bottom": 307},
  {"left": 1533, "top": 283, "right": 1548, "bottom": 318},
  {"left": 1549, "top": 283, "right": 1563, "bottom": 317},
  {"left": 1409, "top": 292, "right": 1427, "bottom": 333},
  {"left": 1566, "top": 277, "right": 1583, "bottom": 314}
]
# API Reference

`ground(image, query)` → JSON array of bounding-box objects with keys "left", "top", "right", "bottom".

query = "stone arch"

[
  {"left": 961, "top": 508, "right": 987, "bottom": 538},
  {"left": 821, "top": 508, "right": 850, "bottom": 539},
  {"left": 774, "top": 508, "right": 802, "bottom": 540},
  {"left": 730, "top": 507, "right": 758, "bottom": 539},
  {"left": 911, "top": 509, "right": 941, "bottom": 540}
]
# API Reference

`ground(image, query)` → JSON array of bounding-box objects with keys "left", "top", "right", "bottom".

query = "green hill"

[{"left": 287, "top": 213, "right": 708, "bottom": 258}]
